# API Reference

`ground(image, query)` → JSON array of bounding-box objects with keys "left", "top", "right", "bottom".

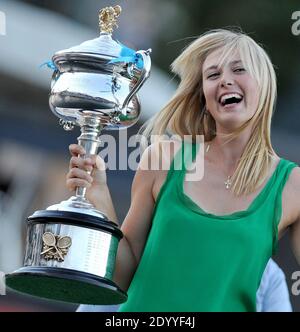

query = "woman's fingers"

[
  {"left": 67, "top": 168, "right": 94, "bottom": 183},
  {"left": 66, "top": 178, "right": 92, "bottom": 191},
  {"left": 69, "top": 156, "right": 94, "bottom": 171},
  {"left": 66, "top": 168, "right": 94, "bottom": 191},
  {"left": 67, "top": 144, "right": 108, "bottom": 188},
  {"left": 69, "top": 144, "right": 86, "bottom": 157}
]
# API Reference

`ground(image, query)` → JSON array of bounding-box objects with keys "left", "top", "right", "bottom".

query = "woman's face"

[{"left": 202, "top": 48, "right": 260, "bottom": 131}]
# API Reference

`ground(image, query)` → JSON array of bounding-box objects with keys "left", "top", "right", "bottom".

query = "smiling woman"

[
  {"left": 67, "top": 28, "right": 300, "bottom": 312},
  {"left": 142, "top": 28, "right": 278, "bottom": 197}
]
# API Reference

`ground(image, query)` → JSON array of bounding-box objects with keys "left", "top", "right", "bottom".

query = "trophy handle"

[{"left": 120, "top": 49, "right": 152, "bottom": 113}]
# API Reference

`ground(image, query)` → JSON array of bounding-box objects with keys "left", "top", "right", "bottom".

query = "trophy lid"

[{"left": 53, "top": 5, "right": 123, "bottom": 62}]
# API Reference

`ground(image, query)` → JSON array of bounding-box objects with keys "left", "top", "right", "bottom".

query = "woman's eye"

[
  {"left": 207, "top": 72, "right": 219, "bottom": 79},
  {"left": 233, "top": 67, "right": 246, "bottom": 73}
]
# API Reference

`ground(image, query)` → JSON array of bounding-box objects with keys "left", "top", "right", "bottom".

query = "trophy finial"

[{"left": 99, "top": 5, "right": 122, "bottom": 34}]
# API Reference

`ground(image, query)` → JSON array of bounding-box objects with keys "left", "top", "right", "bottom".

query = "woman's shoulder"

[
  {"left": 286, "top": 163, "right": 300, "bottom": 191},
  {"left": 140, "top": 139, "right": 185, "bottom": 202},
  {"left": 276, "top": 154, "right": 300, "bottom": 181},
  {"left": 277, "top": 155, "right": 300, "bottom": 225},
  {"left": 272, "top": 154, "right": 300, "bottom": 191}
]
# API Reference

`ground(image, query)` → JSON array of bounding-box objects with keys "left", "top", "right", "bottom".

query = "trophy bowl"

[{"left": 6, "top": 5, "right": 151, "bottom": 305}]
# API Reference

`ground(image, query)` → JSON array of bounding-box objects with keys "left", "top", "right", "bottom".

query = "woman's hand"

[{"left": 66, "top": 144, "right": 107, "bottom": 205}]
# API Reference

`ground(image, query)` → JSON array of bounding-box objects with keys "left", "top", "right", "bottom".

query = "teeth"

[{"left": 220, "top": 93, "right": 243, "bottom": 104}]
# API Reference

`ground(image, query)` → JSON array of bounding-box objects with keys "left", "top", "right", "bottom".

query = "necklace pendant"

[{"left": 224, "top": 177, "right": 232, "bottom": 189}]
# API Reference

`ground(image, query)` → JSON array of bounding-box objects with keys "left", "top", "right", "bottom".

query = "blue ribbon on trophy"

[
  {"left": 109, "top": 42, "right": 144, "bottom": 70},
  {"left": 39, "top": 60, "right": 57, "bottom": 70}
]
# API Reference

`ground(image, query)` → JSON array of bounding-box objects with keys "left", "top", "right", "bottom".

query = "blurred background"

[{"left": 0, "top": 0, "right": 299, "bottom": 311}]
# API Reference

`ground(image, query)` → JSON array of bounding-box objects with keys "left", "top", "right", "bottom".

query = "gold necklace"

[{"left": 205, "top": 143, "right": 232, "bottom": 190}]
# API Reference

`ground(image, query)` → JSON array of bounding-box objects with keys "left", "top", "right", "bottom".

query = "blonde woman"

[{"left": 67, "top": 29, "right": 300, "bottom": 312}]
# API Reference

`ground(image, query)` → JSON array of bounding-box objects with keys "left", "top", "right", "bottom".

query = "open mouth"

[{"left": 219, "top": 93, "right": 243, "bottom": 107}]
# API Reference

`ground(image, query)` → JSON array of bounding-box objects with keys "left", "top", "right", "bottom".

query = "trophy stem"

[{"left": 75, "top": 117, "right": 103, "bottom": 200}]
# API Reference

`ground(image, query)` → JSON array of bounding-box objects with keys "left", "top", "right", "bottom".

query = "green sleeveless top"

[{"left": 119, "top": 142, "right": 298, "bottom": 312}]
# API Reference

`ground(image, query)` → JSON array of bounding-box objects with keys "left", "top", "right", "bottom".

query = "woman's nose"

[
  {"left": 220, "top": 73, "right": 234, "bottom": 87},
  {"left": 222, "top": 81, "right": 232, "bottom": 86}
]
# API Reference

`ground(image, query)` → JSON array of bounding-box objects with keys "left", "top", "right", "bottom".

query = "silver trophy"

[{"left": 6, "top": 5, "right": 151, "bottom": 305}]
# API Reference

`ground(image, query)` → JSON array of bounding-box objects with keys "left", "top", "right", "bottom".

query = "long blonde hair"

[{"left": 140, "top": 28, "right": 277, "bottom": 196}]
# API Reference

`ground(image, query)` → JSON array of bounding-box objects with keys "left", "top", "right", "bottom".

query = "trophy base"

[{"left": 6, "top": 266, "right": 127, "bottom": 305}]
